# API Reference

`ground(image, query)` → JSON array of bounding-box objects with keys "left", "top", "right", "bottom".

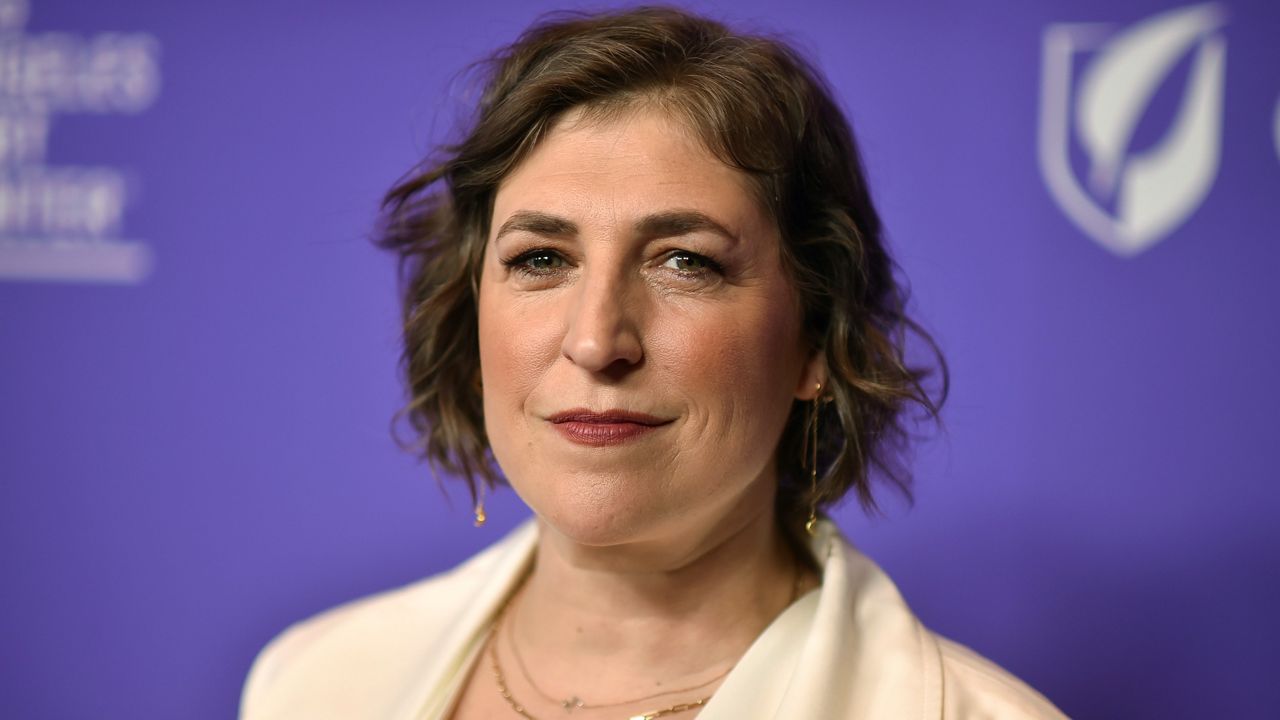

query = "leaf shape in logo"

[{"left": 1074, "top": 3, "right": 1227, "bottom": 250}]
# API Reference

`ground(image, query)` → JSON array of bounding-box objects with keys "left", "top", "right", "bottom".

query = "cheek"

[
  {"left": 479, "top": 305, "right": 543, "bottom": 394},
  {"left": 477, "top": 286, "right": 554, "bottom": 451},
  {"left": 659, "top": 290, "right": 804, "bottom": 442}
]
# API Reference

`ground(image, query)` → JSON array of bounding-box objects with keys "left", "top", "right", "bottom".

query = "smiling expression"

[{"left": 478, "top": 106, "right": 822, "bottom": 548}]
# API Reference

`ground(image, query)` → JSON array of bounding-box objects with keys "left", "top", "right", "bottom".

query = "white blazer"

[{"left": 241, "top": 520, "right": 1067, "bottom": 719}]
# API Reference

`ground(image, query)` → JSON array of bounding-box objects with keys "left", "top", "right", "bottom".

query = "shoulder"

[
  {"left": 239, "top": 523, "right": 536, "bottom": 719},
  {"left": 816, "top": 525, "right": 1067, "bottom": 719},
  {"left": 241, "top": 564, "right": 460, "bottom": 695},
  {"left": 933, "top": 634, "right": 1068, "bottom": 719}
]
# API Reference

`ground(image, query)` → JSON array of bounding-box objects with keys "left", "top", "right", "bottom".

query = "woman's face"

[{"left": 478, "top": 106, "right": 822, "bottom": 549}]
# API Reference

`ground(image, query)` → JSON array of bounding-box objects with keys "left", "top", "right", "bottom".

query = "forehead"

[{"left": 490, "top": 106, "right": 770, "bottom": 236}]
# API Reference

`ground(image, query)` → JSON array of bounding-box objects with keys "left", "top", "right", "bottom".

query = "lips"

[{"left": 547, "top": 408, "right": 671, "bottom": 447}]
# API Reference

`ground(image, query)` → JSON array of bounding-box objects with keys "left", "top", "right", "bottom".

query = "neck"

[{"left": 512, "top": 500, "right": 806, "bottom": 689}]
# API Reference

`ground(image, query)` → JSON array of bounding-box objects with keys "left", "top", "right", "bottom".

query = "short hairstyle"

[{"left": 376, "top": 5, "right": 946, "bottom": 530}]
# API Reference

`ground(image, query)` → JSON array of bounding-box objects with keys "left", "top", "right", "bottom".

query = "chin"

[{"left": 528, "top": 483, "right": 678, "bottom": 549}]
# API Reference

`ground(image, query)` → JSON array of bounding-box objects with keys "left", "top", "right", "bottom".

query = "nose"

[{"left": 560, "top": 268, "right": 644, "bottom": 373}]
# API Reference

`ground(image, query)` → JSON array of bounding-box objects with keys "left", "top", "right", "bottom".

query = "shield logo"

[
  {"left": 1038, "top": 4, "right": 1228, "bottom": 257},
  {"left": 1273, "top": 94, "right": 1280, "bottom": 163}
]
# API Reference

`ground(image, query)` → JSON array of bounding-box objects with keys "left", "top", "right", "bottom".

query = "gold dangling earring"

[
  {"left": 473, "top": 485, "right": 487, "bottom": 528},
  {"left": 805, "top": 382, "right": 822, "bottom": 535},
  {"left": 470, "top": 370, "right": 487, "bottom": 528}
]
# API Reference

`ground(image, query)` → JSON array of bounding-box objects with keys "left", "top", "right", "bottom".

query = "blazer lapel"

[{"left": 699, "top": 521, "right": 943, "bottom": 719}]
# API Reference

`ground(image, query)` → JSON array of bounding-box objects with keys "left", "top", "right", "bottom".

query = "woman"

[{"left": 242, "top": 7, "right": 1066, "bottom": 719}]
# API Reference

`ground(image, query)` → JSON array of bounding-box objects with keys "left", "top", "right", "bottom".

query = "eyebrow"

[
  {"left": 493, "top": 211, "right": 577, "bottom": 242},
  {"left": 636, "top": 210, "right": 738, "bottom": 244},
  {"left": 493, "top": 209, "right": 738, "bottom": 244}
]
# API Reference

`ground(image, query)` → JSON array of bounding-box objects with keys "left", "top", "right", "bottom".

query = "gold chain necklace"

[
  {"left": 489, "top": 622, "right": 711, "bottom": 720},
  {"left": 508, "top": 590, "right": 733, "bottom": 712},
  {"left": 488, "top": 561, "right": 807, "bottom": 719}
]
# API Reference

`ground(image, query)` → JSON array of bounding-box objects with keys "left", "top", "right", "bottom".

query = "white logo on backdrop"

[
  {"left": 0, "top": 0, "right": 161, "bottom": 283},
  {"left": 1039, "top": 3, "right": 1227, "bottom": 257},
  {"left": 1273, "top": 94, "right": 1280, "bottom": 163}
]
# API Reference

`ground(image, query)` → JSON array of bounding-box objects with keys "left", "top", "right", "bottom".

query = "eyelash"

[
  {"left": 501, "top": 249, "right": 566, "bottom": 276},
  {"left": 500, "top": 248, "right": 725, "bottom": 278},
  {"left": 664, "top": 251, "right": 725, "bottom": 275}
]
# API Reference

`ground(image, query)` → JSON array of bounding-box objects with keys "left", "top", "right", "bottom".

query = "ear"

[{"left": 793, "top": 350, "right": 828, "bottom": 401}]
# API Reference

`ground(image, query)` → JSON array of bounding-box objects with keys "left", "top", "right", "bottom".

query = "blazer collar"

[
  {"left": 699, "top": 519, "right": 941, "bottom": 719},
  {"left": 404, "top": 519, "right": 942, "bottom": 720}
]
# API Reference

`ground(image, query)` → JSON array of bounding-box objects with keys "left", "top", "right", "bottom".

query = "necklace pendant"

[{"left": 562, "top": 696, "right": 584, "bottom": 712}]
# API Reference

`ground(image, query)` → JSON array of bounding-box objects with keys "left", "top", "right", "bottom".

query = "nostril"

[
  {"left": 561, "top": 332, "right": 643, "bottom": 373},
  {"left": 560, "top": 286, "right": 643, "bottom": 372}
]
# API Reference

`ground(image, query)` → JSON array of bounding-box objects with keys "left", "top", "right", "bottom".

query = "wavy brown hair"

[{"left": 376, "top": 5, "right": 946, "bottom": 529}]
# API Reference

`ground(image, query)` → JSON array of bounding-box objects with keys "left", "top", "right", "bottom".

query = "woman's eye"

[
  {"left": 505, "top": 250, "right": 566, "bottom": 274},
  {"left": 662, "top": 251, "right": 721, "bottom": 274}
]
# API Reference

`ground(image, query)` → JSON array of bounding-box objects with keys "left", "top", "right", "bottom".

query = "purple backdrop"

[{"left": 2, "top": 0, "right": 1277, "bottom": 718}]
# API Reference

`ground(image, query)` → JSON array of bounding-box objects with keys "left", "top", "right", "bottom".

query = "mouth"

[{"left": 546, "top": 408, "right": 673, "bottom": 447}]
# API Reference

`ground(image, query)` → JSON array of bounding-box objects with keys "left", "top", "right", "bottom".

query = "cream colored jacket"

[{"left": 241, "top": 520, "right": 1067, "bottom": 719}]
